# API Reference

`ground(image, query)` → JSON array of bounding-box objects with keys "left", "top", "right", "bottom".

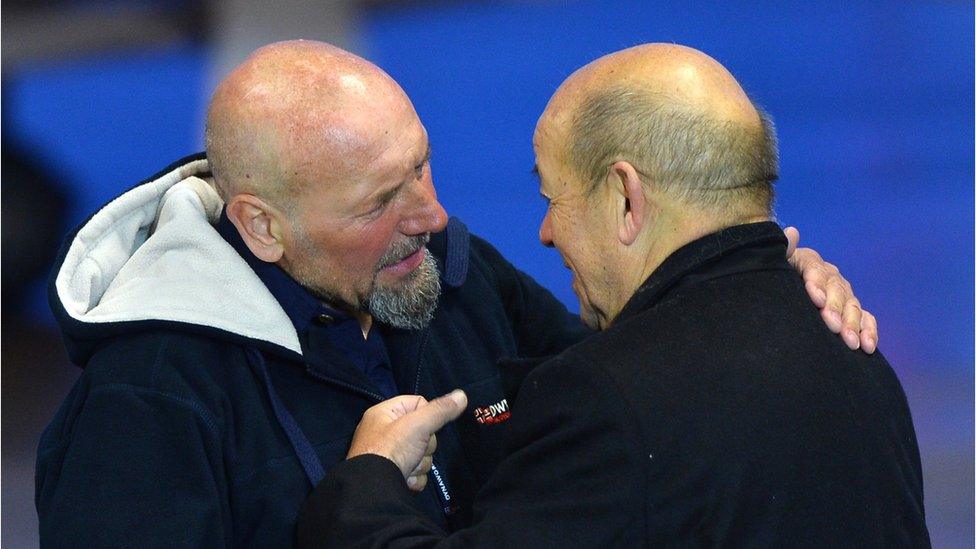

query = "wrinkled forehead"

[
  {"left": 352, "top": 103, "right": 429, "bottom": 181},
  {"left": 288, "top": 85, "right": 422, "bottom": 167},
  {"left": 280, "top": 97, "right": 428, "bottom": 207}
]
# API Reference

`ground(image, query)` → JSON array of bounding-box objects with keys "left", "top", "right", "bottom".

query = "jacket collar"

[
  {"left": 214, "top": 210, "right": 347, "bottom": 338},
  {"left": 615, "top": 222, "right": 792, "bottom": 324}
]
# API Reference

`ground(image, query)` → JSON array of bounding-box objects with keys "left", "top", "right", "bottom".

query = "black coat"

[{"left": 297, "top": 222, "right": 930, "bottom": 548}]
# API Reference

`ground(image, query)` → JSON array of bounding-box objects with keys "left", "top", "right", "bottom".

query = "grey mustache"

[{"left": 378, "top": 234, "right": 430, "bottom": 269}]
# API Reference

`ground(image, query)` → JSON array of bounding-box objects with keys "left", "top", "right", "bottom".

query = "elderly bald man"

[
  {"left": 39, "top": 41, "right": 876, "bottom": 546},
  {"left": 296, "top": 44, "right": 928, "bottom": 547}
]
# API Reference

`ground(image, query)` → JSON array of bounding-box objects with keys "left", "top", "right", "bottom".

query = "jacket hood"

[
  {"left": 51, "top": 154, "right": 302, "bottom": 365},
  {"left": 50, "top": 153, "right": 471, "bottom": 368}
]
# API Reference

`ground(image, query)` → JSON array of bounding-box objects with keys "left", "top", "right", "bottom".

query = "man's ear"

[
  {"left": 607, "top": 161, "right": 646, "bottom": 246},
  {"left": 225, "top": 194, "right": 287, "bottom": 263}
]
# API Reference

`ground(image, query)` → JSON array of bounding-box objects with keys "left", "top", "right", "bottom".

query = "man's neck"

[
  {"left": 612, "top": 212, "right": 772, "bottom": 326},
  {"left": 649, "top": 211, "right": 770, "bottom": 276},
  {"left": 325, "top": 301, "right": 373, "bottom": 338},
  {"left": 352, "top": 310, "right": 373, "bottom": 339}
]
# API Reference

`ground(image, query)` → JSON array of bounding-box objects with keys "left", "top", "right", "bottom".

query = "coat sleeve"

[
  {"left": 296, "top": 359, "right": 645, "bottom": 548},
  {"left": 470, "top": 235, "right": 592, "bottom": 358},
  {"left": 35, "top": 380, "right": 229, "bottom": 548}
]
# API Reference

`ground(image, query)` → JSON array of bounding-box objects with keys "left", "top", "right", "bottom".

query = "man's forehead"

[
  {"left": 533, "top": 115, "right": 572, "bottom": 175},
  {"left": 360, "top": 111, "right": 427, "bottom": 169},
  {"left": 283, "top": 93, "right": 420, "bottom": 169},
  {"left": 316, "top": 118, "right": 428, "bottom": 198}
]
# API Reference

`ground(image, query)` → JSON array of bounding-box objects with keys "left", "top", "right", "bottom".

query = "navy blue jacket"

[
  {"left": 36, "top": 154, "right": 588, "bottom": 547},
  {"left": 297, "top": 222, "right": 929, "bottom": 547}
]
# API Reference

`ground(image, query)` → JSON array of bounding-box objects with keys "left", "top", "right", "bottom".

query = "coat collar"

[{"left": 614, "top": 222, "right": 792, "bottom": 324}]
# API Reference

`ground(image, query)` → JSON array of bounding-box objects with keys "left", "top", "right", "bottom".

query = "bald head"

[
  {"left": 206, "top": 40, "right": 417, "bottom": 208},
  {"left": 538, "top": 43, "right": 777, "bottom": 216},
  {"left": 547, "top": 44, "right": 761, "bottom": 129}
]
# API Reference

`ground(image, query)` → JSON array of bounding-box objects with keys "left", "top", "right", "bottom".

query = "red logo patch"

[{"left": 473, "top": 398, "right": 511, "bottom": 425}]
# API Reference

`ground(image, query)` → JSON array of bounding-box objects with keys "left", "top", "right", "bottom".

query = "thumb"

[
  {"left": 783, "top": 226, "right": 799, "bottom": 260},
  {"left": 407, "top": 390, "right": 467, "bottom": 435}
]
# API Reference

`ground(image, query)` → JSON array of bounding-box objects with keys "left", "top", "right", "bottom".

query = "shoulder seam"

[
  {"left": 89, "top": 382, "right": 222, "bottom": 435},
  {"left": 36, "top": 380, "right": 223, "bottom": 464}
]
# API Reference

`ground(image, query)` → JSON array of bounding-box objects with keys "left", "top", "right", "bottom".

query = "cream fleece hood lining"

[{"left": 54, "top": 158, "right": 302, "bottom": 355}]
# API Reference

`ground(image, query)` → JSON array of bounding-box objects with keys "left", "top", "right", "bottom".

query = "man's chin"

[{"left": 366, "top": 251, "right": 441, "bottom": 330}]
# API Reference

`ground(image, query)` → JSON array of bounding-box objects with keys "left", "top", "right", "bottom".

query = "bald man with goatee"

[
  {"left": 39, "top": 40, "right": 591, "bottom": 547},
  {"left": 297, "top": 44, "right": 929, "bottom": 547}
]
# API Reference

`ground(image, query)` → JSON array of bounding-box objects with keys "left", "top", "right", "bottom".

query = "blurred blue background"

[{"left": 3, "top": 1, "right": 972, "bottom": 546}]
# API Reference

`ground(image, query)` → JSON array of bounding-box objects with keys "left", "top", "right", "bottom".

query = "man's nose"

[
  {"left": 402, "top": 178, "right": 448, "bottom": 236},
  {"left": 538, "top": 209, "right": 554, "bottom": 247}
]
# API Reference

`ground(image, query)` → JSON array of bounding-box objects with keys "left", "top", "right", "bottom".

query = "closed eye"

[
  {"left": 363, "top": 202, "right": 386, "bottom": 218},
  {"left": 363, "top": 185, "right": 403, "bottom": 218},
  {"left": 414, "top": 145, "right": 432, "bottom": 178}
]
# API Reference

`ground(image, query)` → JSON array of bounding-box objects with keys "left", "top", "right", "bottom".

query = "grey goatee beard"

[{"left": 367, "top": 246, "right": 441, "bottom": 330}]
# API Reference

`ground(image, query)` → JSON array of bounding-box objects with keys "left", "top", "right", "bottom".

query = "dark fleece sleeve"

[
  {"left": 296, "top": 358, "right": 644, "bottom": 548},
  {"left": 36, "top": 382, "right": 228, "bottom": 547},
  {"left": 470, "top": 235, "right": 592, "bottom": 358}
]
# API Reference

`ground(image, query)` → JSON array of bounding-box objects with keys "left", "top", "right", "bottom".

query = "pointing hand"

[{"left": 346, "top": 390, "right": 468, "bottom": 492}]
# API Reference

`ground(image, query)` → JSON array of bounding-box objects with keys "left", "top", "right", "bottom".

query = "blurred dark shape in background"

[
  {"left": 1, "top": 82, "right": 78, "bottom": 548},
  {"left": 2, "top": 141, "right": 68, "bottom": 314}
]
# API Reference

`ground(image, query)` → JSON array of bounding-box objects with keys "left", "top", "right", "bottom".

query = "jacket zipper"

[
  {"left": 409, "top": 326, "right": 460, "bottom": 520},
  {"left": 307, "top": 327, "right": 460, "bottom": 522},
  {"left": 303, "top": 369, "right": 384, "bottom": 403},
  {"left": 413, "top": 326, "right": 431, "bottom": 394}
]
